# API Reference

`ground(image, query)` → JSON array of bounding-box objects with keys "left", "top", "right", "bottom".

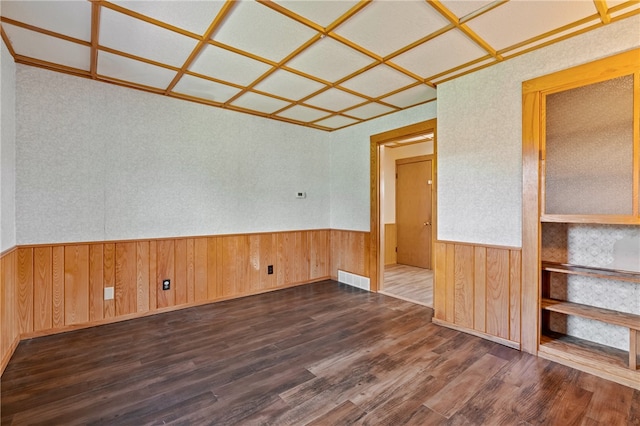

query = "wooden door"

[{"left": 396, "top": 157, "right": 432, "bottom": 269}]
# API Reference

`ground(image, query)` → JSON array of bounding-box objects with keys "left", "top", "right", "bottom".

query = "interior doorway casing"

[{"left": 369, "top": 119, "right": 437, "bottom": 292}]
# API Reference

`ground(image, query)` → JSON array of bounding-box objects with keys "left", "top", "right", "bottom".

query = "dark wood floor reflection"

[{"left": 2, "top": 281, "right": 638, "bottom": 425}]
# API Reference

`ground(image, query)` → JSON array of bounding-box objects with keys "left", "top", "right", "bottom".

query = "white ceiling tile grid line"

[{"left": 1, "top": 0, "right": 638, "bottom": 131}]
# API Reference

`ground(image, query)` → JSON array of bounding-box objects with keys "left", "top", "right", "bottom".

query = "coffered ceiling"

[{"left": 1, "top": 0, "right": 638, "bottom": 131}]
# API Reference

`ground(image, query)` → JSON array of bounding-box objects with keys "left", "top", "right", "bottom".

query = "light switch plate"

[{"left": 104, "top": 287, "right": 114, "bottom": 300}]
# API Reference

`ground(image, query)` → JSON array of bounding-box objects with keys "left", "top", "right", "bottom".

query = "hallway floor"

[{"left": 382, "top": 263, "right": 433, "bottom": 307}]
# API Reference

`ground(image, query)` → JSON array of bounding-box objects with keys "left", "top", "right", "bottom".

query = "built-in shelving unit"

[
  {"left": 540, "top": 262, "right": 639, "bottom": 373},
  {"left": 522, "top": 48, "right": 640, "bottom": 390}
]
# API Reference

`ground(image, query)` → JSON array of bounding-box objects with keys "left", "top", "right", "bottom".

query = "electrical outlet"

[
  {"left": 267, "top": 265, "right": 273, "bottom": 275},
  {"left": 295, "top": 192, "right": 306, "bottom": 199},
  {"left": 162, "top": 279, "right": 170, "bottom": 291}
]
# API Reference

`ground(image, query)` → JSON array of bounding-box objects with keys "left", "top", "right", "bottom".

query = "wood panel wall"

[
  {"left": 384, "top": 223, "right": 397, "bottom": 265},
  {"left": 434, "top": 241, "right": 522, "bottom": 349},
  {"left": 1, "top": 249, "right": 20, "bottom": 374},
  {"left": 330, "top": 230, "right": 370, "bottom": 278},
  {"left": 1, "top": 229, "right": 368, "bottom": 373}
]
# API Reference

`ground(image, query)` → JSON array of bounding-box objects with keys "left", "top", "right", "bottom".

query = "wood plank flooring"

[
  {"left": 382, "top": 264, "right": 433, "bottom": 307},
  {"left": 2, "top": 280, "right": 639, "bottom": 425}
]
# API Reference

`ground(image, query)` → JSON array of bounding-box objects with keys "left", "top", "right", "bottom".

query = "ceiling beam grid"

[
  {"left": 90, "top": 1, "right": 101, "bottom": 78},
  {"left": 0, "top": 26, "right": 17, "bottom": 57},
  {"left": 594, "top": 0, "right": 612, "bottom": 24},
  {"left": 164, "top": 0, "right": 237, "bottom": 95},
  {"left": 97, "top": 0, "right": 201, "bottom": 41},
  {"left": 222, "top": 33, "right": 323, "bottom": 107},
  {"left": 427, "top": 0, "right": 504, "bottom": 61},
  {"left": 0, "top": 16, "right": 90, "bottom": 47},
  {"left": 222, "top": 0, "right": 375, "bottom": 109}
]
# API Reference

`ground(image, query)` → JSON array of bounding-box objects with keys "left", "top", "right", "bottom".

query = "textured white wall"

[
  {"left": 1, "top": 39, "right": 16, "bottom": 252},
  {"left": 16, "top": 66, "right": 329, "bottom": 244},
  {"left": 330, "top": 102, "right": 437, "bottom": 231},
  {"left": 437, "top": 15, "right": 640, "bottom": 247},
  {"left": 381, "top": 141, "right": 433, "bottom": 224},
  {"left": 12, "top": 14, "right": 640, "bottom": 245}
]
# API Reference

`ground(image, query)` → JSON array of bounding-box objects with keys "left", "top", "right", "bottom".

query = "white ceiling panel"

[
  {"left": 344, "top": 103, "right": 395, "bottom": 120},
  {"left": 213, "top": 0, "right": 317, "bottom": 62},
  {"left": 314, "top": 115, "right": 359, "bottom": 129},
  {"left": 172, "top": 74, "right": 241, "bottom": 104},
  {"left": 465, "top": 0, "right": 599, "bottom": 51},
  {"left": 230, "top": 91, "right": 291, "bottom": 114},
  {"left": 286, "top": 37, "right": 375, "bottom": 83},
  {"left": 439, "top": 0, "right": 495, "bottom": 21},
  {"left": 98, "top": 51, "right": 177, "bottom": 89},
  {"left": 110, "top": 1, "right": 225, "bottom": 35},
  {"left": 334, "top": 0, "right": 450, "bottom": 57},
  {"left": 304, "top": 88, "right": 367, "bottom": 111},
  {"left": 276, "top": 105, "right": 330, "bottom": 122},
  {"left": 189, "top": 44, "right": 272, "bottom": 86},
  {"left": 99, "top": 7, "right": 198, "bottom": 67},
  {"left": 2, "top": 1, "right": 91, "bottom": 41},
  {"left": 381, "top": 85, "right": 437, "bottom": 108},
  {"left": 340, "top": 64, "right": 416, "bottom": 98},
  {"left": 391, "top": 28, "right": 488, "bottom": 79},
  {"left": 2, "top": 24, "right": 90, "bottom": 71},
  {"left": 273, "top": 0, "right": 359, "bottom": 27},
  {"left": 607, "top": 0, "right": 632, "bottom": 7},
  {"left": 253, "top": 69, "right": 326, "bottom": 101}
]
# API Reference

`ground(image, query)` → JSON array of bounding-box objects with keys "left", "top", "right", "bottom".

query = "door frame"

[
  {"left": 369, "top": 119, "right": 437, "bottom": 292},
  {"left": 395, "top": 155, "right": 434, "bottom": 269}
]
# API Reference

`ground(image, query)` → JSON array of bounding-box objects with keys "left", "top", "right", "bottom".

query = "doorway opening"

[{"left": 369, "top": 119, "right": 437, "bottom": 308}]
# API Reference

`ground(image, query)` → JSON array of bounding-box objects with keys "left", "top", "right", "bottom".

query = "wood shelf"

[
  {"left": 541, "top": 295, "right": 639, "bottom": 370},
  {"left": 541, "top": 262, "right": 640, "bottom": 373},
  {"left": 541, "top": 298, "right": 640, "bottom": 331},
  {"left": 540, "top": 332, "right": 631, "bottom": 370},
  {"left": 539, "top": 333, "right": 639, "bottom": 390},
  {"left": 540, "top": 214, "right": 640, "bottom": 225},
  {"left": 541, "top": 261, "right": 640, "bottom": 284}
]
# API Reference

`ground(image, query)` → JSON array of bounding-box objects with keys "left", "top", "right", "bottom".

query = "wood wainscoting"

[
  {"left": 434, "top": 241, "right": 522, "bottom": 349},
  {"left": 384, "top": 223, "right": 397, "bottom": 265},
  {"left": 1, "top": 229, "right": 370, "bottom": 374},
  {"left": 1, "top": 248, "right": 20, "bottom": 375},
  {"left": 330, "top": 229, "right": 370, "bottom": 279}
]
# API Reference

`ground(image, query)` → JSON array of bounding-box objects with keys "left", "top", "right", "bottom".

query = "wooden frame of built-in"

[{"left": 521, "top": 48, "right": 640, "bottom": 387}]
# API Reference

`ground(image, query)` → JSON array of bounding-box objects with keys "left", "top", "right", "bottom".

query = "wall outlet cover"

[{"left": 104, "top": 287, "right": 114, "bottom": 300}]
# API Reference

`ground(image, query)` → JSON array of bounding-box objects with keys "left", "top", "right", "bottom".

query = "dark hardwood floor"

[{"left": 2, "top": 281, "right": 638, "bottom": 425}]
